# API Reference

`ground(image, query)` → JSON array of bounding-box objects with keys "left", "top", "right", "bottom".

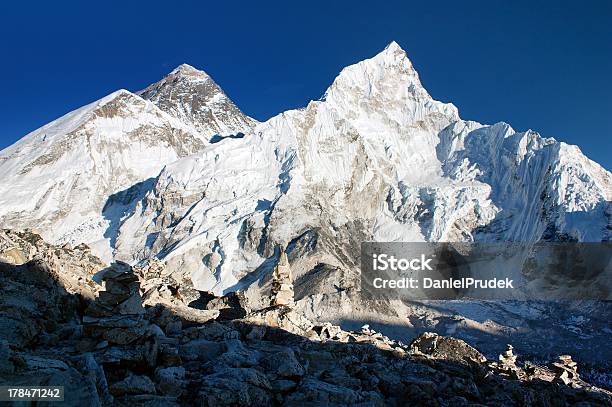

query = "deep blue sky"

[{"left": 1, "top": 0, "right": 610, "bottom": 169}]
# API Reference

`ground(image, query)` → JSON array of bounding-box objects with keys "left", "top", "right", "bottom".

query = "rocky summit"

[{"left": 1, "top": 230, "right": 611, "bottom": 406}]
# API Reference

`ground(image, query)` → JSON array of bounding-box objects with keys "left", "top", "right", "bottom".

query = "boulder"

[
  {"left": 260, "top": 348, "right": 305, "bottom": 378},
  {"left": 180, "top": 339, "right": 224, "bottom": 362},
  {"left": 409, "top": 332, "right": 487, "bottom": 365},
  {"left": 110, "top": 374, "right": 156, "bottom": 396},
  {"left": 200, "top": 368, "right": 272, "bottom": 407},
  {"left": 154, "top": 366, "right": 185, "bottom": 396},
  {"left": 206, "top": 291, "right": 249, "bottom": 320},
  {"left": 285, "top": 378, "right": 361, "bottom": 405}
]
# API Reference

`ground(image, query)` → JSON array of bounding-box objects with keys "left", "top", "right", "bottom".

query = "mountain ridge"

[
  {"left": 0, "top": 41, "right": 609, "bottom": 290},
  {"left": 99, "top": 44, "right": 611, "bottom": 298}
]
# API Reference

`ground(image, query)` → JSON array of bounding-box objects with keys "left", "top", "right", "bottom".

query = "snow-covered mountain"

[
  {"left": 0, "top": 41, "right": 610, "bottom": 296},
  {"left": 0, "top": 67, "right": 256, "bottom": 261},
  {"left": 110, "top": 42, "right": 610, "bottom": 295}
]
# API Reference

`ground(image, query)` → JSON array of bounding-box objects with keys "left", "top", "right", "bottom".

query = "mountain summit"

[
  {"left": 169, "top": 63, "right": 211, "bottom": 78},
  {"left": 323, "top": 41, "right": 458, "bottom": 130},
  {"left": 138, "top": 64, "right": 257, "bottom": 138}
]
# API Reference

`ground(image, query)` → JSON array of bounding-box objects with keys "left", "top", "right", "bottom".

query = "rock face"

[{"left": 1, "top": 230, "right": 611, "bottom": 406}]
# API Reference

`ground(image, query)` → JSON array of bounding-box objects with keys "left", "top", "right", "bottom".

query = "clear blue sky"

[{"left": 1, "top": 0, "right": 610, "bottom": 169}]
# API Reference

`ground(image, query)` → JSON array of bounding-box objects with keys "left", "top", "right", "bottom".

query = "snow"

[{"left": 0, "top": 88, "right": 217, "bottom": 256}]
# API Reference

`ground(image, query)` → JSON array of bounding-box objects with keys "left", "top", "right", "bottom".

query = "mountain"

[
  {"left": 0, "top": 42, "right": 610, "bottom": 348},
  {"left": 107, "top": 42, "right": 610, "bottom": 295},
  {"left": 1, "top": 41, "right": 611, "bottom": 397},
  {"left": 0, "top": 66, "right": 256, "bottom": 261}
]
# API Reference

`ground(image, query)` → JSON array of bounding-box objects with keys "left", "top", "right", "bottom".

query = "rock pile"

[
  {"left": 0, "top": 228, "right": 103, "bottom": 299},
  {"left": 553, "top": 354, "right": 581, "bottom": 385},
  {"left": 135, "top": 258, "right": 202, "bottom": 308},
  {"left": 1, "top": 230, "right": 611, "bottom": 406},
  {"left": 97, "top": 263, "right": 144, "bottom": 315},
  {"left": 495, "top": 344, "right": 523, "bottom": 379},
  {"left": 499, "top": 344, "right": 517, "bottom": 368},
  {"left": 409, "top": 331, "right": 487, "bottom": 365}
]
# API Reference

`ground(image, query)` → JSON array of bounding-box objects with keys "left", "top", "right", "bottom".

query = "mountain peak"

[
  {"left": 372, "top": 40, "right": 413, "bottom": 68},
  {"left": 320, "top": 40, "right": 459, "bottom": 124},
  {"left": 98, "top": 88, "right": 139, "bottom": 105},
  {"left": 168, "top": 63, "right": 211, "bottom": 81},
  {"left": 384, "top": 40, "right": 403, "bottom": 53},
  {"left": 138, "top": 64, "right": 256, "bottom": 138},
  {"left": 326, "top": 40, "right": 418, "bottom": 89}
]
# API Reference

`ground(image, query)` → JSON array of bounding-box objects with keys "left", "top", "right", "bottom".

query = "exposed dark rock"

[
  {"left": 110, "top": 374, "right": 156, "bottom": 396},
  {"left": 205, "top": 291, "right": 249, "bottom": 320}
]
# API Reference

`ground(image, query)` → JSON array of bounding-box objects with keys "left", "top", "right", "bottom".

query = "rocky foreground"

[{"left": 0, "top": 229, "right": 610, "bottom": 406}]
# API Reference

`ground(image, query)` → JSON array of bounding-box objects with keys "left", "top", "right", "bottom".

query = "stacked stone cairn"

[
  {"left": 497, "top": 344, "right": 521, "bottom": 379},
  {"left": 270, "top": 249, "right": 294, "bottom": 307},
  {"left": 95, "top": 262, "right": 144, "bottom": 315},
  {"left": 553, "top": 354, "right": 580, "bottom": 385}
]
